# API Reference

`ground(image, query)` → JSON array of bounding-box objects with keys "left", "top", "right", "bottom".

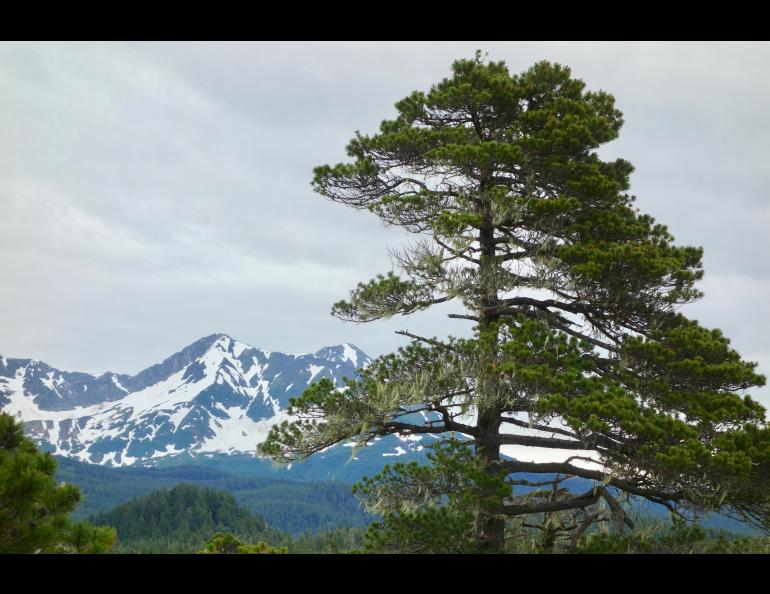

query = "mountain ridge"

[{"left": 0, "top": 333, "right": 385, "bottom": 466}]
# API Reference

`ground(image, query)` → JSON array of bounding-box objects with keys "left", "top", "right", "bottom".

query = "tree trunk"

[
  {"left": 475, "top": 407, "right": 505, "bottom": 552},
  {"left": 474, "top": 181, "right": 506, "bottom": 553}
]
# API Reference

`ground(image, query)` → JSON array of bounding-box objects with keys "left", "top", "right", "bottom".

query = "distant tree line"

[{"left": 56, "top": 455, "right": 372, "bottom": 534}]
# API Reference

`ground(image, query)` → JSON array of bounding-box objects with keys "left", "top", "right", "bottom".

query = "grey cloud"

[{"left": 0, "top": 41, "right": 768, "bottom": 410}]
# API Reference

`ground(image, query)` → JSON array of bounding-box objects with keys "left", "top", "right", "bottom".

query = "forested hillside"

[
  {"left": 56, "top": 456, "right": 372, "bottom": 534},
  {"left": 88, "top": 484, "right": 268, "bottom": 552},
  {"left": 87, "top": 484, "right": 370, "bottom": 554}
]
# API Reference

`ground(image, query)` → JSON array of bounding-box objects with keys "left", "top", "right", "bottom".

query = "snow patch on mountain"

[
  {"left": 308, "top": 364, "right": 324, "bottom": 382},
  {"left": 341, "top": 343, "right": 359, "bottom": 366},
  {"left": 383, "top": 446, "right": 407, "bottom": 457},
  {"left": 111, "top": 375, "right": 128, "bottom": 393}
]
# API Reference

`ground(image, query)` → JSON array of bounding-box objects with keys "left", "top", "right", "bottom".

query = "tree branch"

[{"left": 499, "top": 460, "right": 684, "bottom": 505}]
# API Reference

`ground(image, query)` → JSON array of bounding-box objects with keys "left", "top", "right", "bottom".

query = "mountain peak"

[
  {"left": 1, "top": 336, "right": 373, "bottom": 466},
  {"left": 194, "top": 332, "right": 234, "bottom": 349},
  {"left": 313, "top": 343, "right": 367, "bottom": 368}
]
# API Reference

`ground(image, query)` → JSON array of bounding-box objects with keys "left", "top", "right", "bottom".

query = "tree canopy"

[
  {"left": 87, "top": 483, "right": 267, "bottom": 546},
  {"left": 259, "top": 52, "right": 770, "bottom": 553},
  {"left": 0, "top": 413, "right": 116, "bottom": 554},
  {"left": 198, "top": 532, "right": 287, "bottom": 554}
]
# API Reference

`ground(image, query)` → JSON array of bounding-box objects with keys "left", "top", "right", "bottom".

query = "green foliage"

[
  {"left": 57, "top": 456, "right": 371, "bottom": 534},
  {"left": 88, "top": 484, "right": 267, "bottom": 553},
  {"left": 353, "top": 440, "right": 509, "bottom": 553},
  {"left": 280, "top": 527, "right": 366, "bottom": 554},
  {"left": 199, "top": 532, "right": 287, "bottom": 554},
  {"left": 575, "top": 522, "right": 770, "bottom": 554},
  {"left": 0, "top": 413, "right": 115, "bottom": 554},
  {"left": 59, "top": 521, "right": 117, "bottom": 554},
  {"left": 195, "top": 528, "right": 367, "bottom": 555},
  {"left": 331, "top": 272, "right": 439, "bottom": 321},
  {"left": 363, "top": 505, "right": 476, "bottom": 554}
]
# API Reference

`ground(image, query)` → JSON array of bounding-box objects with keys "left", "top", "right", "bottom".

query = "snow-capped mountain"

[{"left": 0, "top": 334, "right": 381, "bottom": 466}]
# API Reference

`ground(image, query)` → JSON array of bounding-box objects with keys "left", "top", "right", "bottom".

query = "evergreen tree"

[
  {"left": 353, "top": 439, "right": 507, "bottom": 553},
  {"left": 259, "top": 53, "right": 770, "bottom": 553},
  {"left": 198, "top": 532, "right": 287, "bottom": 554},
  {"left": 0, "top": 413, "right": 116, "bottom": 553}
]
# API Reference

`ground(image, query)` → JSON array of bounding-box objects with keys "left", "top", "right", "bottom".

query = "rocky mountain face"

[{"left": 0, "top": 334, "right": 401, "bottom": 466}]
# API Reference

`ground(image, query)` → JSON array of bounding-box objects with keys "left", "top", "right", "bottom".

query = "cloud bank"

[{"left": 1, "top": 41, "right": 767, "bottom": 408}]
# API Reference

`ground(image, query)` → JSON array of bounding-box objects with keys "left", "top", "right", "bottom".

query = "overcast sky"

[{"left": 1, "top": 41, "right": 768, "bottom": 406}]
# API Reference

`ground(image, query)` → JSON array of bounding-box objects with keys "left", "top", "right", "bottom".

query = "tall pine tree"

[{"left": 259, "top": 53, "right": 770, "bottom": 552}]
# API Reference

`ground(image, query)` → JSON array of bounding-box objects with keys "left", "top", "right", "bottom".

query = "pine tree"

[
  {"left": 0, "top": 413, "right": 116, "bottom": 553},
  {"left": 259, "top": 52, "right": 770, "bottom": 553},
  {"left": 198, "top": 532, "right": 287, "bottom": 554}
]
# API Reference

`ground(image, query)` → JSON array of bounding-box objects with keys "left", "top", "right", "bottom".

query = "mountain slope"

[{"left": 0, "top": 334, "right": 376, "bottom": 465}]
